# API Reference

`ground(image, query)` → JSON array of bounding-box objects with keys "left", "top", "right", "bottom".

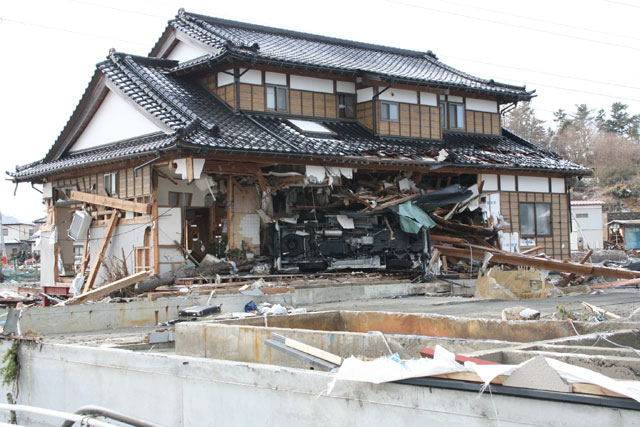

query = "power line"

[
  {"left": 476, "top": 70, "right": 640, "bottom": 103},
  {"left": 435, "top": 0, "right": 640, "bottom": 42},
  {"left": 439, "top": 54, "right": 640, "bottom": 91},
  {"left": 386, "top": 0, "right": 640, "bottom": 52},
  {"left": 0, "top": 16, "right": 148, "bottom": 47},
  {"left": 602, "top": 0, "right": 640, "bottom": 8},
  {"left": 68, "top": 0, "right": 169, "bottom": 20}
]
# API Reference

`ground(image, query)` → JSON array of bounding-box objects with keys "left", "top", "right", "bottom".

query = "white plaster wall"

[
  {"left": 448, "top": 95, "right": 463, "bottom": 103},
  {"left": 265, "top": 71, "right": 287, "bottom": 85},
  {"left": 217, "top": 70, "right": 234, "bottom": 87},
  {"left": 69, "top": 91, "right": 163, "bottom": 152},
  {"left": 336, "top": 81, "right": 356, "bottom": 93},
  {"left": 157, "top": 176, "right": 207, "bottom": 207},
  {"left": 378, "top": 88, "right": 417, "bottom": 104},
  {"left": 239, "top": 69, "right": 262, "bottom": 85},
  {"left": 87, "top": 222, "right": 151, "bottom": 286},
  {"left": 551, "top": 178, "right": 565, "bottom": 193},
  {"left": 157, "top": 207, "right": 182, "bottom": 246},
  {"left": 357, "top": 87, "right": 374, "bottom": 103},
  {"left": 500, "top": 175, "right": 516, "bottom": 191},
  {"left": 518, "top": 176, "right": 549, "bottom": 192},
  {"left": 465, "top": 98, "right": 498, "bottom": 113},
  {"left": 419, "top": 92, "right": 438, "bottom": 106},
  {"left": 165, "top": 41, "right": 209, "bottom": 62},
  {"left": 481, "top": 174, "right": 498, "bottom": 192},
  {"left": 39, "top": 230, "right": 55, "bottom": 286},
  {"left": 289, "top": 75, "right": 334, "bottom": 93}
]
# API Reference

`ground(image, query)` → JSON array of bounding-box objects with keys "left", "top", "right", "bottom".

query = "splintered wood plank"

[
  {"left": 67, "top": 271, "right": 149, "bottom": 305},
  {"left": 69, "top": 190, "right": 151, "bottom": 214},
  {"left": 82, "top": 210, "right": 120, "bottom": 293}
]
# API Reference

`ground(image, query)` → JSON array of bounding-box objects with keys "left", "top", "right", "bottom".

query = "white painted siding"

[
  {"left": 357, "top": 87, "right": 374, "bottom": 103},
  {"left": 465, "top": 98, "right": 498, "bottom": 113},
  {"left": 500, "top": 175, "right": 516, "bottom": 191},
  {"left": 518, "top": 176, "right": 549, "bottom": 192},
  {"left": 481, "top": 174, "right": 498, "bottom": 191},
  {"left": 378, "top": 88, "right": 417, "bottom": 104},
  {"left": 69, "top": 91, "right": 163, "bottom": 153},
  {"left": 571, "top": 205, "right": 604, "bottom": 250},
  {"left": 289, "top": 75, "right": 333, "bottom": 94},
  {"left": 166, "top": 41, "right": 209, "bottom": 62},
  {"left": 336, "top": 81, "right": 356, "bottom": 94},
  {"left": 419, "top": 92, "right": 437, "bottom": 106},
  {"left": 217, "top": 70, "right": 234, "bottom": 87},
  {"left": 239, "top": 69, "right": 262, "bottom": 85},
  {"left": 265, "top": 72, "right": 287, "bottom": 85}
]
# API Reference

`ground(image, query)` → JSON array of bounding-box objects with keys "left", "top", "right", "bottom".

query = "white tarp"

[{"left": 327, "top": 345, "right": 640, "bottom": 403}]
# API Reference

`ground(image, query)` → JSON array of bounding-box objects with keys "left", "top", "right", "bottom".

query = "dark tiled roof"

[
  {"left": 164, "top": 12, "right": 532, "bottom": 100},
  {"left": 12, "top": 133, "right": 175, "bottom": 179},
  {"left": 12, "top": 53, "right": 585, "bottom": 181}
]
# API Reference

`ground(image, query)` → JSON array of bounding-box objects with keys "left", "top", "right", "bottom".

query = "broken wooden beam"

[
  {"left": 581, "top": 302, "right": 621, "bottom": 319},
  {"left": 558, "top": 249, "right": 593, "bottom": 286},
  {"left": 82, "top": 210, "right": 119, "bottom": 293},
  {"left": 420, "top": 348, "right": 500, "bottom": 365},
  {"left": 69, "top": 190, "right": 151, "bottom": 215},
  {"left": 434, "top": 245, "right": 640, "bottom": 279},
  {"left": 521, "top": 246, "right": 544, "bottom": 255},
  {"left": 66, "top": 271, "right": 150, "bottom": 305},
  {"left": 589, "top": 277, "right": 640, "bottom": 289}
]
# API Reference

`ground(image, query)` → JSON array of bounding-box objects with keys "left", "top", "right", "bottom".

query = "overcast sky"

[{"left": 1, "top": 0, "right": 639, "bottom": 221}]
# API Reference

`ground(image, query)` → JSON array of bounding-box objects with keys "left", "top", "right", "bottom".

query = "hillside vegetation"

[{"left": 504, "top": 102, "right": 640, "bottom": 211}]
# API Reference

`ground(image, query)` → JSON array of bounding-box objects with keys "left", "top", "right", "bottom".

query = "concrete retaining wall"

[
  {"left": 0, "top": 340, "right": 636, "bottom": 426},
  {"left": 11, "top": 282, "right": 426, "bottom": 335}
]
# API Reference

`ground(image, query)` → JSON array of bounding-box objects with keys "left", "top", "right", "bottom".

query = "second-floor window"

[
  {"left": 440, "top": 101, "right": 465, "bottom": 130},
  {"left": 266, "top": 86, "right": 288, "bottom": 112},
  {"left": 380, "top": 102, "right": 399, "bottom": 121},
  {"left": 338, "top": 94, "right": 356, "bottom": 119}
]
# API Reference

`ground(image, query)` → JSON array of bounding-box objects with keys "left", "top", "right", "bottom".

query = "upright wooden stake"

[
  {"left": 226, "top": 176, "right": 234, "bottom": 251},
  {"left": 82, "top": 210, "right": 119, "bottom": 294},
  {"left": 79, "top": 237, "right": 90, "bottom": 276},
  {"left": 152, "top": 169, "right": 160, "bottom": 274}
]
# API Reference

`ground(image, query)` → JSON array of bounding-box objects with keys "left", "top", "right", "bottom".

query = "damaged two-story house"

[{"left": 10, "top": 10, "right": 588, "bottom": 288}]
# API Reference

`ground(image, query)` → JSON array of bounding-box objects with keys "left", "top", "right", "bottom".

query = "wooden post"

[
  {"left": 82, "top": 210, "right": 119, "bottom": 293},
  {"left": 152, "top": 169, "right": 160, "bottom": 274},
  {"left": 79, "top": 237, "right": 90, "bottom": 276},
  {"left": 226, "top": 175, "right": 234, "bottom": 251}
]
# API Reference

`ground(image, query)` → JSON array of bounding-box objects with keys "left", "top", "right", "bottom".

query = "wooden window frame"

[
  {"left": 520, "top": 202, "right": 552, "bottom": 238},
  {"left": 266, "top": 85, "right": 288, "bottom": 112},
  {"left": 380, "top": 101, "right": 399, "bottom": 122},
  {"left": 103, "top": 172, "right": 118, "bottom": 197},
  {"left": 439, "top": 100, "right": 465, "bottom": 130},
  {"left": 337, "top": 93, "right": 356, "bottom": 119}
]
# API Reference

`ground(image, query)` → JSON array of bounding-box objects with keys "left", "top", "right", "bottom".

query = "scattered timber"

[{"left": 65, "top": 271, "right": 150, "bottom": 305}]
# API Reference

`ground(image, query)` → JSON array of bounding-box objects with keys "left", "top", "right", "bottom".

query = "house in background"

[
  {"left": 10, "top": 10, "right": 589, "bottom": 288},
  {"left": 570, "top": 200, "right": 604, "bottom": 252},
  {"left": 606, "top": 211, "right": 640, "bottom": 250},
  {"left": 1, "top": 214, "right": 36, "bottom": 258}
]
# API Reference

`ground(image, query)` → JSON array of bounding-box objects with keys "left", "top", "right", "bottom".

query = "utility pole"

[{"left": 0, "top": 210, "right": 5, "bottom": 265}]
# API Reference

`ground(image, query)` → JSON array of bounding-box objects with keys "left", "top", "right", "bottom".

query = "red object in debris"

[
  {"left": 420, "top": 348, "right": 501, "bottom": 365},
  {"left": 2, "top": 256, "right": 5, "bottom": 265}
]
